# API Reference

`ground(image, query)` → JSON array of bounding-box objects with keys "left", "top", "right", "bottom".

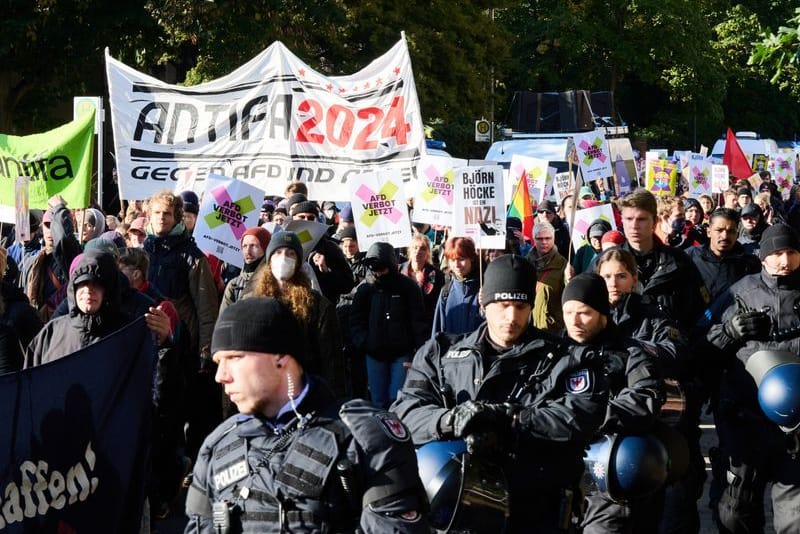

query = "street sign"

[{"left": 475, "top": 119, "right": 491, "bottom": 142}]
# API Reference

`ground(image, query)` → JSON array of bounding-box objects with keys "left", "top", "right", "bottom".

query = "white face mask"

[{"left": 271, "top": 255, "right": 296, "bottom": 280}]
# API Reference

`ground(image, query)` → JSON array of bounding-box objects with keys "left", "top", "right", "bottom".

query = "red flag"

[{"left": 723, "top": 128, "right": 753, "bottom": 180}]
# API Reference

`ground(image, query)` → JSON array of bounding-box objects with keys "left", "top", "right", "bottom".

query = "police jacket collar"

[
  {"left": 456, "top": 322, "right": 561, "bottom": 359},
  {"left": 760, "top": 267, "right": 800, "bottom": 289},
  {"left": 234, "top": 376, "right": 335, "bottom": 437}
]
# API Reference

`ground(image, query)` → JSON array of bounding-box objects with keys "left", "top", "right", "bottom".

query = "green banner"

[{"left": 0, "top": 111, "right": 95, "bottom": 209}]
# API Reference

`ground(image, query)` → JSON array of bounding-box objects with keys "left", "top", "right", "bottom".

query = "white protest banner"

[
  {"left": 452, "top": 165, "right": 506, "bottom": 249},
  {"left": 285, "top": 219, "right": 329, "bottom": 257},
  {"left": 106, "top": 38, "right": 424, "bottom": 201},
  {"left": 770, "top": 152, "right": 795, "bottom": 200},
  {"left": 573, "top": 130, "right": 613, "bottom": 183},
  {"left": 193, "top": 174, "right": 264, "bottom": 268},
  {"left": 711, "top": 165, "right": 730, "bottom": 193},
  {"left": 508, "top": 155, "right": 548, "bottom": 206},
  {"left": 687, "top": 160, "right": 712, "bottom": 198},
  {"left": 412, "top": 153, "right": 464, "bottom": 225},
  {"left": 552, "top": 171, "right": 574, "bottom": 203},
  {"left": 349, "top": 169, "right": 412, "bottom": 251},
  {"left": 14, "top": 176, "right": 30, "bottom": 243},
  {"left": 567, "top": 203, "right": 617, "bottom": 252}
]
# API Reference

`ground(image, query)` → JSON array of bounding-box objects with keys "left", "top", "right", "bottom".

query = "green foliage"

[
  {"left": 750, "top": 6, "right": 800, "bottom": 93},
  {"left": 4, "top": 0, "right": 800, "bottom": 153}
]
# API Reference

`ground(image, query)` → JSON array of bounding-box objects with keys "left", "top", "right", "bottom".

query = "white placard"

[
  {"left": 193, "top": 174, "right": 265, "bottom": 267},
  {"left": 452, "top": 165, "right": 506, "bottom": 249},
  {"left": 349, "top": 169, "right": 412, "bottom": 251}
]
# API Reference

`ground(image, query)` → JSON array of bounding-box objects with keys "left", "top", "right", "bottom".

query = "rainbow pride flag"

[{"left": 507, "top": 170, "right": 534, "bottom": 242}]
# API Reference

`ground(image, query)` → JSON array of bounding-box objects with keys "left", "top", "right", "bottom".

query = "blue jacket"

[{"left": 430, "top": 276, "right": 482, "bottom": 336}]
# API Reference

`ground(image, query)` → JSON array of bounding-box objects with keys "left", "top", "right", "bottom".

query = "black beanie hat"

[
  {"left": 266, "top": 231, "right": 304, "bottom": 262},
  {"left": 562, "top": 272, "right": 610, "bottom": 316},
  {"left": 481, "top": 254, "right": 536, "bottom": 306},
  {"left": 211, "top": 297, "right": 304, "bottom": 362},
  {"left": 759, "top": 223, "right": 800, "bottom": 260},
  {"left": 290, "top": 200, "right": 320, "bottom": 217}
]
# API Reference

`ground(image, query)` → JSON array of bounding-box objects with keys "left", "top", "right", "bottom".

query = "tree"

[
  {"left": 750, "top": 6, "right": 800, "bottom": 98},
  {"left": 2, "top": 0, "right": 160, "bottom": 133}
]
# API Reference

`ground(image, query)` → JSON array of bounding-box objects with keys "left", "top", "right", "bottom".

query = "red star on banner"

[
  {"left": 393, "top": 67, "right": 401, "bottom": 76},
  {"left": 326, "top": 83, "right": 333, "bottom": 91},
  {"left": 298, "top": 68, "right": 306, "bottom": 77},
  {"left": 375, "top": 77, "right": 383, "bottom": 86},
  {"left": 364, "top": 82, "right": 371, "bottom": 89},
  {"left": 338, "top": 87, "right": 346, "bottom": 93}
]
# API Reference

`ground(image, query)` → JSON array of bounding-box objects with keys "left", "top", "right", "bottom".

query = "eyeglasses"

[
  {"left": 537, "top": 210, "right": 554, "bottom": 215},
  {"left": 293, "top": 213, "right": 318, "bottom": 221}
]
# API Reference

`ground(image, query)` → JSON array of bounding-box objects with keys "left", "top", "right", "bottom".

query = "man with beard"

[
  {"left": 687, "top": 208, "right": 761, "bottom": 306},
  {"left": 219, "top": 227, "right": 271, "bottom": 313}
]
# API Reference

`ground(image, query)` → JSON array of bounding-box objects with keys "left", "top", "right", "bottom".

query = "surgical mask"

[{"left": 271, "top": 255, "right": 296, "bottom": 280}]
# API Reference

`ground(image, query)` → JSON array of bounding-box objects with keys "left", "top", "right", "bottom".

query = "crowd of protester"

[{"left": 5, "top": 166, "right": 800, "bottom": 533}]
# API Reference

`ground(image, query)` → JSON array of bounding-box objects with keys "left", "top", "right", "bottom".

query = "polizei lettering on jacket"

[
  {"left": 362, "top": 193, "right": 397, "bottom": 217},
  {"left": 0, "top": 152, "right": 75, "bottom": 181},
  {"left": 212, "top": 201, "right": 249, "bottom": 228},
  {"left": 213, "top": 461, "right": 248, "bottom": 490},
  {"left": 0, "top": 442, "right": 100, "bottom": 528}
]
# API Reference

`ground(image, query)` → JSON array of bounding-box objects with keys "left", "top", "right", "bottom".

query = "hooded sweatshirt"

[{"left": 24, "top": 250, "right": 129, "bottom": 368}]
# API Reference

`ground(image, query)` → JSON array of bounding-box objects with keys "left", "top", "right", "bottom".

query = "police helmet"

[
  {"left": 416, "top": 440, "right": 509, "bottom": 532},
  {"left": 746, "top": 350, "right": 800, "bottom": 431},
  {"left": 584, "top": 433, "right": 669, "bottom": 502}
]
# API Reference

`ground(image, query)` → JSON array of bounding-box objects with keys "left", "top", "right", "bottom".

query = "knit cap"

[
  {"left": 211, "top": 297, "right": 304, "bottom": 362},
  {"left": 480, "top": 254, "right": 536, "bottom": 306},
  {"left": 561, "top": 272, "right": 610, "bottom": 316}
]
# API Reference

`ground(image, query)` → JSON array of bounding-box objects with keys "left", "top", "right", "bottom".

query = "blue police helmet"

[
  {"left": 584, "top": 434, "right": 669, "bottom": 501},
  {"left": 416, "top": 440, "right": 510, "bottom": 531},
  {"left": 746, "top": 350, "right": 800, "bottom": 431},
  {"left": 415, "top": 440, "right": 467, "bottom": 530}
]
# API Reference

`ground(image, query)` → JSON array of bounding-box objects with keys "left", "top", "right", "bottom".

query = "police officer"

[
  {"left": 562, "top": 273, "right": 665, "bottom": 533},
  {"left": 185, "top": 297, "right": 429, "bottom": 533},
  {"left": 392, "top": 254, "right": 609, "bottom": 532},
  {"left": 707, "top": 223, "right": 800, "bottom": 533}
]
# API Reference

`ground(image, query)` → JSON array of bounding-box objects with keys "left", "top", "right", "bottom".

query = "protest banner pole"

[{"left": 97, "top": 98, "right": 104, "bottom": 209}]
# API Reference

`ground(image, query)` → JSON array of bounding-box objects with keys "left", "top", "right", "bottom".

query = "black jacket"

[
  {"left": 186, "top": 379, "right": 428, "bottom": 533},
  {"left": 393, "top": 325, "right": 609, "bottom": 497},
  {"left": 686, "top": 243, "right": 761, "bottom": 315},
  {"left": 611, "top": 292, "right": 687, "bottom": 379},
  {"left": 571, "top": 324, "right": 665, "bottom": 435},
  {"left": 310, "top": 236, "right": 355, "bottom": 305},
  {"left": 350, "top": 268, "right": 428, "bottom": 359},
  {"left": 623, "top": 240, "right": 708, "bottom": 332}
]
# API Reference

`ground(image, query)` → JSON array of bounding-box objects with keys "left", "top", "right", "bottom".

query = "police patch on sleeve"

[
  {"left": 375, "top": 413, "right": 410, "bottom": 442},
  {"left": 566, "top": 369, "right": 591, "bottom": 394}
]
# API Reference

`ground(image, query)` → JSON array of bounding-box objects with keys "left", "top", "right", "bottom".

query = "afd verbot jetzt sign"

[
  {"left": 106, "top": 39, "right": 425, "bottom": 201},
  {"left": 349, "top": 169, "right": 412, "bottom": 251},
  {"left": 193, "top": 174, "right": 265, "bottom": 268}
]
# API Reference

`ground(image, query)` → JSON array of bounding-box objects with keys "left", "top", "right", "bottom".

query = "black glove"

[
  {"left": 723, "top": 310, "right": 771, "bottom": 341},
  {"left": 464, "top": 432, "right": 502, "bottom": 456},
  {"left": 444, "top": 401, "right": 516, "bottom": 438}
]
